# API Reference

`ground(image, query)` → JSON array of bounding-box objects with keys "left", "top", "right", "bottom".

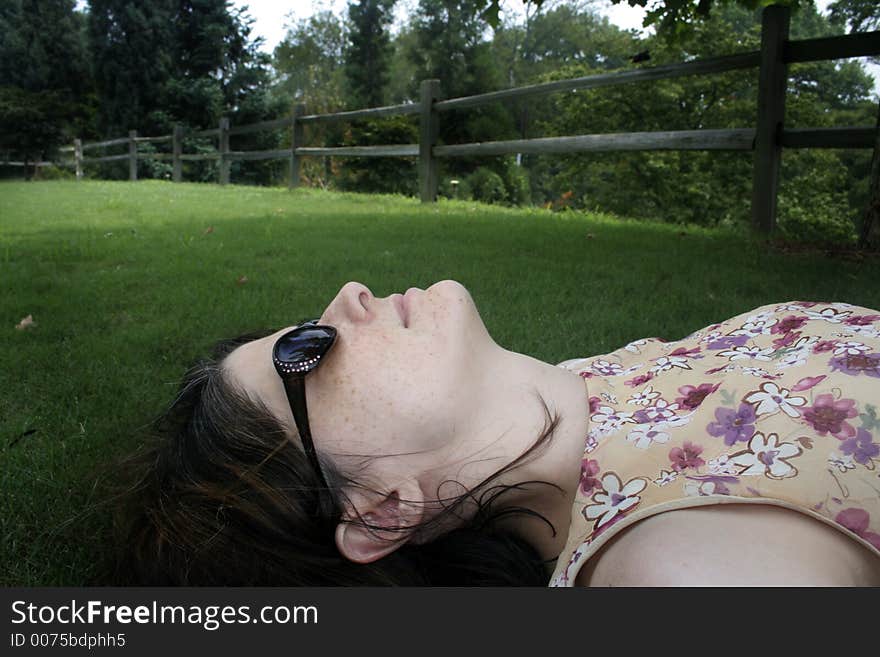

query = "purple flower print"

[
  {"left": 675, "top": 382, "right": 720, "bottom": 410},
  {"left": 706, "top": 404, "right": 755, "bottom": 445},
  {"left": 589, "top": 396, "right": 601, "bottom": 414},
  {"left": 844, "top": 314, "right": 880, "bottom": 326},
  {"left": 624, "top": 372, "right": 654, "bottom": 388},
  {"left": 839, "top": 428, "right": 879, "bottom": 465},
  {"left": 803, "top": 394, "right": 858, "bottom": 439},
  {"left": 669, "top": 441, "right": 706, "bottom": 472},
  {"left": 668, "top": 346, "right": 702, "bottom": 358},
  {"left": 812, "top": 340, "right": 836, "bottom": 354},
  {"left": 772, "top": 330, "right": 801, "bottom": 349},
  {"left": 770, "top": 315, "right": 807, "bottom": 335},
  {"left": 707, "top": 404, "right": 756, "bottom": 446},
  {"left": 791, "top": 375, "right": 826, "bottom": 392},
  {"left": 706, "top": 335, "right": 750, "bottom": 350},
  {"left": 835, "top": 508, "right": 880, "bottom": 551},
  {"left": 579, "top": 459, "right": 601, "bottom": 496},
  {"left": 829, "top": 352, "right": 880, "bottom": 378}
]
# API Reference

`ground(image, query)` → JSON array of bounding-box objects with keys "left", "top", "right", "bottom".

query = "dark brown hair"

[{"left": 110, "top": 329, "right": 562, "bottom": 585}]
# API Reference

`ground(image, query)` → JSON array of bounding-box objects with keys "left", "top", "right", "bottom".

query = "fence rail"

[
  {"left": 9, "top": 5, "right": 880, "bottom": 233},
  {"left": 433, "top": 52, "right": 763, "bottom": 111},
  {"left": 299, "top": 102, "right": 420, "bottom": 124}
]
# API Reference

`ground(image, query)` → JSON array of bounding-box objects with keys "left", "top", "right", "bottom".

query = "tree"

[
  {"left": 0, "top": 0, "right": 94, "bottom": 172},
  {"left": 88, "top": 0, "right": 175, "bottom": 136},
  {"left": 407, "top": 0, "right": 514, "bottom": 156},
  {"left": 273, "top": 10, "right": 348, "bottom": 188},
  {"left": 344, "top": 0, "right": 397, "bottom": 108},
  {"left": 89, "top": 0, "right": 271, "bottom": 135},
  {"left": 479, "top": 1, "right": 809, "bottom": 41},
  {"left": 166, "top": 1, "right": 273, "bottom": 129},
  {"left": 828, "top": 0, "right": 880, "bottom": 67},
  {"left": 386, "top": 23, "right": 420, "bottom": 103},
  {"left": 828, "top": 0, "right": 880, "bottom": 32},
  {"left": 273, "top": 10, "right": 347, "bottom": 112}
]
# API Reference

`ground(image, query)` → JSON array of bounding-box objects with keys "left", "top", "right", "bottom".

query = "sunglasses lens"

[{"left": 274, "top": 325, "right": 336, "bottom": 374}]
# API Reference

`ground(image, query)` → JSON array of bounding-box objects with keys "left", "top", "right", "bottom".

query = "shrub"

[
  {"left": 502, "top": 158, "right": 531, "bottom": 206},
  {"left": 34, "top": 164, "right": 74, "bottom": 180},
  {"left": 777, "top": 152, "right": 858, "bottom": 245},
  {"left": 777, "top": 190, "right": 857, "bottom": 245},
  {"left": 466, "top": 167, "right": 507, "bottom": 204},
  {"left": 336, "top": 117, "right": 419, "bottom": 196}
]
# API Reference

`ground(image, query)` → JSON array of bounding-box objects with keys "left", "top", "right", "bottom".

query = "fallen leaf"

[
  {"left": 15, "top": 315, "right": 35, "bottom": 330},
  {"left": 203, "top": 226, "right": 214, "bottom": 235},
  {"left": 236, "top": 275, "right": 248, "bottom": 286}
]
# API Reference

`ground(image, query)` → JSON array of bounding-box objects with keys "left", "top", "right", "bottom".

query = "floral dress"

[{"left": 549, "top": 301, "right": 880, "bottom": 587}]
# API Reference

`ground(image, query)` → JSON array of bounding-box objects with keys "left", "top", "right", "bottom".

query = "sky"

[{"left": 232, "top": 0, "right": 878, "bottom": 97}]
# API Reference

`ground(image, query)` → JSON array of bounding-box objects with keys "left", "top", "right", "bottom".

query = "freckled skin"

[{"left": 223, "top": 279, "right": 498, "bottom": 478}]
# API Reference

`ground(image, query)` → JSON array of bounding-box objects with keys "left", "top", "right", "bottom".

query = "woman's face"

[{"left": 223, "top": 280, "right": 498, "bottom": 482}]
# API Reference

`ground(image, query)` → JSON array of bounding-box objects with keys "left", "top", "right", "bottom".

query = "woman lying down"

[{"left": 113, "top": 280, "right": 880, "bottom": 586}]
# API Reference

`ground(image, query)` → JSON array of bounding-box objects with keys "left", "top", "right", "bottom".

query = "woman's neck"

[{"left": 428, "top": 344, "right": 590, "bottom": 561}]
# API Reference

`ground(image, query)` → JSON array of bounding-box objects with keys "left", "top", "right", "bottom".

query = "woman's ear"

[{"left": 334, "top": 479, "right": 425, "bottom": 564}]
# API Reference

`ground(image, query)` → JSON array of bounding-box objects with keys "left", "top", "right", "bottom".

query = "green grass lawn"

[{"left": 2, "top": 179, "right": 880, "bottom": 585}]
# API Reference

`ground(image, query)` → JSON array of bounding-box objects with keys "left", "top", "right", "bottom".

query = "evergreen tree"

[
  {"left": 89, "top": 0, "right": 271, "bottom": 135},
  {"left": 88, "top": 0, "right": 175, "bottom": 135},
  {"left": 344, "top": 0, "right": 396, "bottom": 109},
  {"left": 409, "top": 0, "right": 494, "bottom": 100},
  {"left": 0, "top": 0, "right": 93, "bottom": 172}
]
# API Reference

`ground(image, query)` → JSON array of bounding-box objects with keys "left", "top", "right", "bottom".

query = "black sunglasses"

[{"left": 272, "top": 319, "right": 337, "bottom": 496}]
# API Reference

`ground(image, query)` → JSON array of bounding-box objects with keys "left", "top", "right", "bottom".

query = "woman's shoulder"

[{"left": 574, "top": 504, "right": 880, "bottom": 587}]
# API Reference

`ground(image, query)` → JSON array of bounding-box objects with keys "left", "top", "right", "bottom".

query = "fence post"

[
  {"left": 751, "top": 4, "right": 790, "bottom": 233},
  {"left": 73, "top": 138, "right": 82, "bottom": 181},
  {"left": 419, "top": 79, "right": 441, "bottom": 203},
  {"left": 219, "top": 117, "right": 230, "bottom": 185},
  {"left": 289, "top": 103, "right": 305, "bottom": 190},
  {"left": 172, "top": 124, "right": 183, "bottom": 182},
  {"left": 128, "top": 130, "right": 138, "bottom": 181}
]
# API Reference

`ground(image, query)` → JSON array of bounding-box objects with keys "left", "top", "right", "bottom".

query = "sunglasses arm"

[{"left": 281, "top": 376, "right": 322, "bottom": 472}]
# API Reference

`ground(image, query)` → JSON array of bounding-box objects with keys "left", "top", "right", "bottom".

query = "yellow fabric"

[{"left": 549, "top": 301, "right": 880, "bottom": 586}]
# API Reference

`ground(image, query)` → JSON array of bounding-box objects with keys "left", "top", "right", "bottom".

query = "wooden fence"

[{"left": 21, "top": 5, "right": 880, "bottom": 232}]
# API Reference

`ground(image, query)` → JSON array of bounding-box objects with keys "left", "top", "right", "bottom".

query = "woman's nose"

[{"left": 339, "top": 281, "right": 373, "bottom": 322}]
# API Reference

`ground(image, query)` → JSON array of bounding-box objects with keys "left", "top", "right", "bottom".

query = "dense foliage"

[{"left": 0, "top": 0, "right": 92, "bottom": 176}]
